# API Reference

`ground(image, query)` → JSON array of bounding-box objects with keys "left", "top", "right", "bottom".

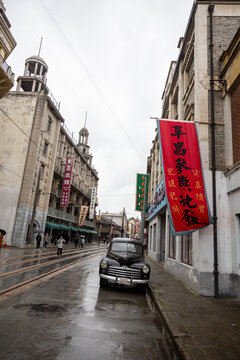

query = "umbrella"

[
  {"left": 33, "top": 229, "right": 44, "bottom": 234},
  {"left": 0, "top": 229, "right": 6, "bottom": 235}
]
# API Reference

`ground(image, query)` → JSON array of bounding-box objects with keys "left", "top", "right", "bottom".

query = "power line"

[
  {"left": 98, "top": 194, "right": 135, "bottom": 197},
  {"left": 0, "top": 106, "right": 56, "bottom": 169},
  {"left": 39, "top": 0, "right": 142, "bottom": 159},
  {"left": 0, "top": 164, "right": 23, "bottom": 180}
]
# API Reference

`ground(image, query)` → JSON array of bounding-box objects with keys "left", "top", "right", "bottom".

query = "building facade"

[
  {"left": 47, "top": 123, "right": 99, "bottom": 242},
  {"left": 127, "top": 217, "right": 141, "bottom": 239},
  {"left": 147, "top": 0, "right": 240, "bottom": 298},
  {"left": 0, "top": 1, "right": 16, "bottom": 99},
  {"left": 0, "top": 55, "right": 98, "bottom": 247},
  {"left": 101, "top": 210, "right": 128, "bottom": 238}
]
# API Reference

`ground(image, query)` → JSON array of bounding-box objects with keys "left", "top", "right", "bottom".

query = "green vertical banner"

[{"left": 135, "top": 173, "right": 149, "bottom": 211}]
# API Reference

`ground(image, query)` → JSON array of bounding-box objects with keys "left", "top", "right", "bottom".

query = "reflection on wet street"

[{"left": 0, "top": 253, "right": 179, "bottom": 360}]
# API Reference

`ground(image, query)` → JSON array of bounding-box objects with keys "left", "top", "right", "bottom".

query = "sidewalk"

[{"left": 147, "top": 256, "right": 240, "bottom": 360}]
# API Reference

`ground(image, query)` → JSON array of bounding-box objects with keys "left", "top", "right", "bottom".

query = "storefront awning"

[
  {"left": 45, "top": 221, "right": 61, "bottom": 229},
  {"left": 45, "top": 222, "right": 72, "bottom": 231},
  {"left": 46, "top": 222, "right": 97, "bottom": 234},
  {"left": 71, "top": 226, "right": 79, "bottom": 232}
]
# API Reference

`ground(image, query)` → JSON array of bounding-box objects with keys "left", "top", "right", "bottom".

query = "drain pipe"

[{"left": 208, "top": 4, "right": 219, "bottom": 298}]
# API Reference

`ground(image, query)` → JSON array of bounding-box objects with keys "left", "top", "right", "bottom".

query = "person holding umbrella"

[
  {"left": 36, "top": 233, "right": 42, "bottom": 249},
  {"left": 57, "top": 235, "right": 66, "bottom": 258},
  {"left": 0, "top": 229, "right": 6, "bottom": 248}
]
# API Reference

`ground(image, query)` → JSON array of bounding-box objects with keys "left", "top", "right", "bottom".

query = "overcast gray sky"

[{"left": 6, "top": 0, "right": 194, "bottom": 218}]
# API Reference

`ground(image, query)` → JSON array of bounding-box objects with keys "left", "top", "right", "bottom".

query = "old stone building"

[
  {"left": 0, "top": 1, "right": 16, "bottom": 99},
  {"left": 0, "top": 55, "right": 98, "bottom": 247},
  {"left": 147, "top": 0, "right": 240, "bottom": 297},
  {"left": 47, "top": 122, "right": 99, "bottom": 241}
]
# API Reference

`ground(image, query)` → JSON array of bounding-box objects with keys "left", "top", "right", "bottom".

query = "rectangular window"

[
  {"left": 47, "top": 116, "right": 52, "bottom": 132},
  {"left": 181, "top": 233, "right": 192, "bottom": 265},
  {"left": 231, "top": 82, "right": 240, "bottom": 164},
  {"left": 43, "top": 141, "right": 49, "bottom": 156},
  {"left": 153, "top": 223, "right": 156, "bottom": 252},
  {"left": 40, "top": 163, "right": 45, "bottom": 178},
  {"left": 169, "top": 224, "right": 176, "bottom": 259}
]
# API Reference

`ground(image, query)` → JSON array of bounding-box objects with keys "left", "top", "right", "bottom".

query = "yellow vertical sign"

[{"left": 78, "top": 206, "right": 89, "bottom": 226}]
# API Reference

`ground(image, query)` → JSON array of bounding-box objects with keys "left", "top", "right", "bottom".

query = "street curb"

[{"left": 147, "top": 282, "right": 186, "bottom": 360}]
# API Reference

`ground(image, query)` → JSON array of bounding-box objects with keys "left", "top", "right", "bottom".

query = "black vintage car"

[{"left": 99, "top": 238, "right": 150, "bottom": 289}]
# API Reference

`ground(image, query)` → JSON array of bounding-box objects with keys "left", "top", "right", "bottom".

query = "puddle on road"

[{"left": 13, "top": 303, "right": 66, "bottom": 317}]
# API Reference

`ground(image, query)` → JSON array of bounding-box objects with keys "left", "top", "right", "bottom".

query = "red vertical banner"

[
  {"left": 60, "top": 156, "right": 74, "bottom": 207},
  {"left": 157, "top": 119, "right": 213, "bottom": 235}
]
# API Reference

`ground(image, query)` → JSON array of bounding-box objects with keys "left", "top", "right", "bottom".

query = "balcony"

[
  {"left": 48, "top": 207, "right": 77, "bottom": 223},
  {"left": 0, "top": 61, "right": 14, "bottom": 98}
]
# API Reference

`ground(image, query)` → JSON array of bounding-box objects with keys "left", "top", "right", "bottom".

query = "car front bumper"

[{"left": 100, "top": 273, "right": 149, "bottom": 286}]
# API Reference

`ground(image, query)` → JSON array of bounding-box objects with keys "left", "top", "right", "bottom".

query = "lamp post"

[
  {"left": 208, "top": 4, "right": 219, "bottom": 298},
  {"left": 121, "top": 207, "right": 125, "bottom": 237}
]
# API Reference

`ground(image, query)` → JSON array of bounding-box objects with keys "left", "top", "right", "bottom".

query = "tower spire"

[
  {"left": 38, "top": 37, "right": 43, "bottom": 57},
  {"left": 84, "top": 111, "right": 88, "bottom": 128}
]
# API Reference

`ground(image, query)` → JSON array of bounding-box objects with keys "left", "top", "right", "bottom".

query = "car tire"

[
  {"left": 100, "top": 277, "right": 108, "bottom": 288},
  {"left": 138, "top": 284, "right": 147, "bottom": 293}
]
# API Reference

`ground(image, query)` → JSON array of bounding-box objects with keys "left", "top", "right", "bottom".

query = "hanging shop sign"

[
  {"left": 148, "top": 179, "right": 167, "bottom": 221},
  {"left": 78, "top": 206, "right": 89, "bottom": 227},
  {"left": 135, "top": 173, "right": 149, "bottom": 211},
  {"left": 135, "top": 219, "right": 141, "bottom": 235},
  {"left": 89, "top": 187, "right": 97, "bottom": 220},
  {"left": 60, "top": 156, "right": 74, "bottom": 207},
  {"left": 157, "top": 119, "right": 213, "bottom": 236}
]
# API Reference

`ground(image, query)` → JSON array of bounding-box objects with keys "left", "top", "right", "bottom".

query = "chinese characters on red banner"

[
  {"left": 60, "top": 157, "right": 74, "bottom": 207},
  {"left": 157, "top": 120, "right": 212, "bottom": 235}
]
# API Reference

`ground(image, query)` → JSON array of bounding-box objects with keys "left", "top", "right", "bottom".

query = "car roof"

[{"left": 111, "top": 238, "right": 142, "bottom": 246}]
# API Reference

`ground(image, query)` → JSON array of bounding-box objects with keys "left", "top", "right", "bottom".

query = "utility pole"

[
  {"left": 97, "top": 209, "right": 101, "bottom": 245},
  {"left": 121, "top": 207, "right": 125, "bottom": 237},
  {"left": 209, "top": 4, "right": 219, "bottom": 298}
]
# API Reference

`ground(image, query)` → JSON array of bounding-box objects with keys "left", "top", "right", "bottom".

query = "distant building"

[
  {"left": 101, "top": 211, "right": 127, "bottom": 237},
  {"left": 127, "top": 217, "right": 141, "bottom": 239},
  {"left": 0, "top": 55, "right": 98, "bottom": 247},
  {"left": 96, "top": 216, "right": 121, "bottom": 240}
]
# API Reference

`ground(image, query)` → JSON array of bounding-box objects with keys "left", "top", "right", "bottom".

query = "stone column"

[{"left": 24, "top": 62, "right": 29, "bottom": 76}]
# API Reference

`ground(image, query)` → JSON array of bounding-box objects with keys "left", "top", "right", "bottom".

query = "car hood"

[{"left": 107, "top": 251, "right": 144, "bottom": 267}]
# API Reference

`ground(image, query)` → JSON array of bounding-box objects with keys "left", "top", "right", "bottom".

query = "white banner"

[{"left": 89, "top": 187, "right": 96, "bottom": 219}]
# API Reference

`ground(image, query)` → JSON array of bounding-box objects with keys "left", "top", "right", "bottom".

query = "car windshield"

[{"left": 111, "top": 242, "right": 142, "bottom": 255}]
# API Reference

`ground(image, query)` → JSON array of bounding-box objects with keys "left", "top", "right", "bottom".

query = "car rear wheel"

[{"left": 100, "top": 277, "right": 108, "bottom": 288}]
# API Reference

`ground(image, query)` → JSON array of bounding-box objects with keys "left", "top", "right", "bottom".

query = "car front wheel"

[{"left": 100, "top": 277, "right": 108, "bottom": 288}]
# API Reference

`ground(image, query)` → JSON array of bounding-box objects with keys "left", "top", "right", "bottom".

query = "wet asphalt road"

[{"left": 0, "top": 252, "right": 179, "bottom": 360}]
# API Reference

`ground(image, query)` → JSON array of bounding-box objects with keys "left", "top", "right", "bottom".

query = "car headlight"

[
  {"left": 142, "top": 265, "right": 150, "bottom": 274},
  {"left": 100, "top": 260, "right": 108, "bottom": 269}
]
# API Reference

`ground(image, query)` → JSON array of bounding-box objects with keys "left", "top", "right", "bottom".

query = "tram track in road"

[
  {"left": 0, "top": 248, "right": 104, "bottom": 279},
  {"left": 0, "top": 246, "right": 104, "bottom": 274},
  {"left": 0, "top": 245, "right": 102, "bottom": 264},
  {"left": 0, "top": 248, "right": 106, "bottom": 300}
]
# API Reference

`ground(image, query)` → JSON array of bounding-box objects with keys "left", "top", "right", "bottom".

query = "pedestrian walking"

[
  {"left": 74, "top": 234, "right": 79, "bottom": 248},
  {"left": 57, "top": 235, "right": 65, "bottom": 258},
  {"left": 43, "top": 233, "right": 50, "bottom": 249},
  {"left": 36, "top": 233, "right": 42, "bottom": 249},
  {"left": 0, "top": 231, "right": 4, "bottom": 249},
  {"left": 80, "top": 235, "right": 85, "bottom": 248}
]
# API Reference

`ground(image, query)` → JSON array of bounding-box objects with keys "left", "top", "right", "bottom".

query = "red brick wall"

[{"left": 231, "top": 81, "right": 240, "bottom": 164}]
